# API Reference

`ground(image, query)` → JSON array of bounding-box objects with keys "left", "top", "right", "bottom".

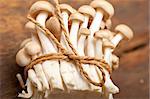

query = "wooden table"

[{"left": 0, "top": 0, "right": 149, "bottom": 99}]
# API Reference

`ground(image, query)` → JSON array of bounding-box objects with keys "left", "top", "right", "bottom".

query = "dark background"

[{"left": 0, "top": 0, "right": 149, "bottom": 99}]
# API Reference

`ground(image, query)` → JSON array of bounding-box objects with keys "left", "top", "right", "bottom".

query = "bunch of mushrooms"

[{"left": 16, "top": 0, "right": 133, "bottom": 99}]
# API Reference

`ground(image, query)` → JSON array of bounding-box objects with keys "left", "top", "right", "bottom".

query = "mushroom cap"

[
  {"left": 69, "top": 12, "right": 85, "bottom": 22},
  {"left": 46, "top": 16, "right": 61, "bottom": 36},
  {"left": 115, "top": 24, "right": 133, "bottom": 40},
  {"left": 78, "top": 5, "right": 96, "bottom": 17},
  {"left": 112, "top": 54, "right": 119, "bottom": 70},
  {"left": 94, "top": 30, "right": 112, "bottom": 39},
  {"left": 79, "top": 28, "right": 90, "bottom": 36},
  {"left": 90, "top": 0, "right": 114, "bottom": 20},
  {"left": 103, "top": 39, "right": 115, "bottom": 49},
  {"left": 105, "top": 19, "right": 112, "bottom": 29},
  {"left": 16, "top": 48, "right": 31, "bottom": 67},
  {"left": 100, "top": 20, "right": 105, "bottom": 29},
  {"left": 25, "top": 41, "right": 41, "bottom": 56},
  {"left": 29, "top": 1, "right": 55, "bottom": 18},
  {"left": 20, "top": 38, "right": 32, "bottom": 49},
  {"left": 25, "top": 21, "right": 35, "bottom": 30},
  {"left": 60, "top": 4, "right": 77, "bottom": 14}
]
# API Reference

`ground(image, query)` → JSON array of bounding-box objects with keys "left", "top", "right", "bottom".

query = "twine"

[{"left": 25, "top": 0, "right": 112, "bottom": 87}]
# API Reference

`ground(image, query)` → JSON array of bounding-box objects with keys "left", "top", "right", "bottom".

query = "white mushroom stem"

[
  {"left": 95, "top": 39, "right": 103, "bottom": 59},
  {"left": 80, "top": 14, "right": 89, "bottom": 28},
  {"left": 28, "top": 69, "right": 42, "bottom": 91},
  {"left": 36, "top": 12, "right": 63, "bottom": 90},
  {"left": 104, "top": 48, "right": 113, "bottom": 68},
  {"left": 89, "top": 10, "right": 103, "bottom": 36},
  {"left": 70, "top": 20, "right": 80, "bottom": 49},
  {"left": 61, "top": 11, "right": 69, "bottom": 33},
  {"left": 111, "top": 33, "right": 123, "bottom": 47}
]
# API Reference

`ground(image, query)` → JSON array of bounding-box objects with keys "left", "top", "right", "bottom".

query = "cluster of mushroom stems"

[{"left": 16, "top": 0, "right": 133, "bottom": 99}]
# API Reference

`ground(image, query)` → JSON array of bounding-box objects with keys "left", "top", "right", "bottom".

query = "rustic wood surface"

[{"left": 0, "top": 0, "right": 149, "bottom": 99}]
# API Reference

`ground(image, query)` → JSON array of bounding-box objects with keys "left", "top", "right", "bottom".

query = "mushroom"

[
  {"left": 25, "top": 21, "right": 35, "bottom": 30},
  {"left": 59, "top": 4, "right": 77, "bottom": 50},
  {"left": 100, "top": 19, "right": 112, "bottom": 29},
  {"left": 24, "top": 41, "right": 50, "bottom": 91},
  {"left": 105, "top": 19, "right": 112, "bottom": 29},
  {"left": 24, "top": 41, "right": 41, "bottom": 59},
  {"left": 60, "top": 4, "right": 77, "bottom": 33},
  {"left": 103, "top": 40, "right": 119, "bottom": 94},
  {"left": 19, "top": 38, "right": 31, "bottom": 49},
  {"left": 77, "top": 28, "right": 93, "bottom": 90},
  {"left": 94, "top": 30, "right": 111, "bottom": 59},
  {"left": 69, "top": 12, "right": 84, "bottom": 49},
  {"left": 18, "top": 79, "right": 33, "bottom": 98},
  {"left": 111, "top": 24, "right": 133, "bottom": 47},
  {"left": 78, "top": 5, "right": 96, "bottom": 28},
  {"left": 46, "top": 16, "right": 61, "bottom": 39},
  {"left": 100, "top": 20, "right": 105, "bottom": 30},
  {"left": 29, "top": 1, "right": 64, "bottom": 90},
  {"left": 94, "top": 31, "right": 119, "bottom": 94},
  {"left": 28, "top": 69, "right": 42, "bottom": 91},
  {"left": 112, "top": 54, "right": 119, "bottom": 70},
  {"left": 16, "top": 73, "right": 25, "bottom": 89},
  {"left": 89, "top": 0, "right": 114, "bottom": 35},
  {"left": 103, "top": 40, "right": 115, "bottom": 67},
  {"left": 16, "top": 48, "right": 31, "bottom": 67}
]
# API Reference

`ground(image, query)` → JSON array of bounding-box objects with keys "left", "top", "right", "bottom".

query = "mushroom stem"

[
  {"left": 28, "top": 69, "right": 42, "bottom": 91},
  {"left": 36, "top": 12, "right": 64, "bottom": 90},
  {"left": 95, "top": 39, "right": 103, "bottom": 59},
  {"left": 104, "top": 48, "right": 112, "bottom": 67},
  {"left": 61, "top": 11, "right": 69, "bottom": 33},
  {"left": 69, "top": 20, "right": 80, "bottom": 49},
  {"left": 89, "top": 10, "right": 103, "bottom": 35},
  {"left": 111, "top": 33, "right": 123, "bottom": 47},
  {"left": 81, "top": 14, "right": 89, "bottom": 28}
]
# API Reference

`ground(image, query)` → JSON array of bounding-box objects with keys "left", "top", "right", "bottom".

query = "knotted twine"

[{"left": 25, "top": 0, "right": 112, "bottom": 87}]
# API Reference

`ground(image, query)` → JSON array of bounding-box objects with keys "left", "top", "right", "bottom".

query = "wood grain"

[{"left": 0, "top": 0, "right": 149, "bottom": 99}]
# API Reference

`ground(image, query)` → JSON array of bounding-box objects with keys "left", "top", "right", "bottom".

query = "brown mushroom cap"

[
  {"left": 115, "top": 24, "right": 133, "bottom": 40},
  {"left": 60, "top": 4, "right": 77, "bottom": 14},
  {"left": 90, "top": 0, "right": 114, "bottom": 20},
  {"left": 78, "top": 5, "right": 96, "bottom": 18},
  {"left": 25, "top": 21, "right": 35, "bottom": 30},
  {"left": 46, "top": 16, "right": 61, "bottom": 37},
  {"left": 25, "top": 42, "right": 41, "bottom": 56},
  {"left": 79, "top": 28, "right": 90, "bottom": 36},
  {"left": 69, "top": 12, "right": 85, "bottom": 22},
  {"left": 16, "top": 48, "right": 31, "bottom": 67},
  {"left": 103, "top": 39, "right": 115, "bottom": 49},
  {"left": 94, "top": 30, "right": 112, "bottom": 39},
  {"left": 29, "top": 1, "right": 55, "bottom": 19},
  {"left": 20, "top": 38, "right": 32, "bottom": 49}
]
